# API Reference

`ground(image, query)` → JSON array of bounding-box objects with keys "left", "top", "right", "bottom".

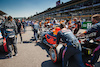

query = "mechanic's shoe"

[
  {"left": 6, "top": 54, "right": 13, "bottom": 59},
  {"left": 9, "top": 56, "right": 13, "bottom": 58},
  {"left": 13, "top": 53, "right": 18, "bottom": 56},
  {"left": 85, "top": 63, "right": 93, "bottom": 67}
]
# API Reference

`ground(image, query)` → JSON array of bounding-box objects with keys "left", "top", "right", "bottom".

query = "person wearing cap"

[
  {"left": 1, "top": 16, "right": 18, "bottom": 58},
  {"left": 78, "top": 14, "right": 100, "bottom": 67}
]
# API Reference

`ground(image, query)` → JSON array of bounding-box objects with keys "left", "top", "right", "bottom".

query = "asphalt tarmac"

[{"left": 0, "top": 26, "right": 100, "bottom": 67}]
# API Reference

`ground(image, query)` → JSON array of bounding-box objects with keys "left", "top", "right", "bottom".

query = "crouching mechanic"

[
  {"left": 1, "top": 16, "right": 18, "bottom": 58},
  {"left": 54, "top": 24, "right": 85, "bottom": 67},
  {"left": 78, "top": 14, "right": 100, "bottom": 67}
]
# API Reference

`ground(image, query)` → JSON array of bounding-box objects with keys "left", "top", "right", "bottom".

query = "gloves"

[{"left": 51, "top": 46, "right": 56, "bottom": 49}]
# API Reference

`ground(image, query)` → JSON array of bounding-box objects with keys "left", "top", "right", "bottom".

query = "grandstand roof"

[
  {"left": 33, "top": 0, "right": 86, "bottom": 16},
  {"left": 0, "top": 10, "right": 7, "bottom": 15}
]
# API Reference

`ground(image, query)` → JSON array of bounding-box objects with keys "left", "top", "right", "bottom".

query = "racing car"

[
  {"left": 40, "top": 27, "right": 99, "bottom": 64},
  {"left": 40, "top": 27, "right": 82, "bottom": 63},
  {"left": 40, "top": 28, "right": 63, "bottom": 63}
]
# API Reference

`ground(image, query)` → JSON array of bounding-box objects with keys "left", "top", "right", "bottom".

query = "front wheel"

[{"left": 41, "top": 38, "right": 46, "bottom": 44}]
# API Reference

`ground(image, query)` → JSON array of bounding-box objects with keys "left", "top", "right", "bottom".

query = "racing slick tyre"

[
  {"left": 49, "top": 44, "right": 64, "bottom": 63},
  {"left": 49, "top": 48, "right": 59, "bottom": 63},
  {"left": 41, "top": 37, "right": 47, "bottom": 45},
  {"left": 0, "top": 38, "right": 8, "bottom": 53}
]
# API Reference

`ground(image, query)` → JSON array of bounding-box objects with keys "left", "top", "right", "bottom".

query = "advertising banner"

[{"left": 82, "top": 22, "right": 92, "bottom": 29}]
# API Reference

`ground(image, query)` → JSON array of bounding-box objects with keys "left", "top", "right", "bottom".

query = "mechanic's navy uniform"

[
  {"left": 84, "top": 22, "right": 100, "bottom": 65},
  {"left": 1, "top": 20, "right": 18, "bottom": 57},
  {"left": 57, "top": 29, "right": 85, "bottom": 67}
]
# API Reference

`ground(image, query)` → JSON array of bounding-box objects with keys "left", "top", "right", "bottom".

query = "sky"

[{"left": 0, "top": 0, "right": 70, "bottom": 18}]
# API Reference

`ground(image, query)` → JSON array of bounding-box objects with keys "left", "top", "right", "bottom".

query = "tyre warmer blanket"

[
  {"left": 3, "top": 37, "right": 8, "bottom": 52},
  {"left": 3, "top": 31, "right": 13, "bottom": 52}
]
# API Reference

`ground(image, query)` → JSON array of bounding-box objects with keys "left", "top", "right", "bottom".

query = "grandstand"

[
  {"left": 0, "top": 10, "right": 7, "bottom": 23},
  {"left": 31, "top": 0, "right": 100, "bottom": 21}
]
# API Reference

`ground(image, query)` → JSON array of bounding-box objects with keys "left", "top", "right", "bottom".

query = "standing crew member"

[
  {"left": 21, "top": 19, "right": 26, "bottom": 33},
  {"left": 54, "top": 24, "right": 85, "bottom": 67},
  {"left": 73, "top": 20, "right": 81, "bottom": 35},
  {"left": 16, "top": 19, "right": 23, "bottom": 44},
  {"left": 39, "top": 21, "right": 42, "bottom": 32},
  {"left": 78, "top": 14, "right": 100, "bottom": 67},
  {"left": 1, "top": 16, "right": 18, "bottom": 58},
  {"left": 33, "top": 21, "right": 39, "bottom": 42}
]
